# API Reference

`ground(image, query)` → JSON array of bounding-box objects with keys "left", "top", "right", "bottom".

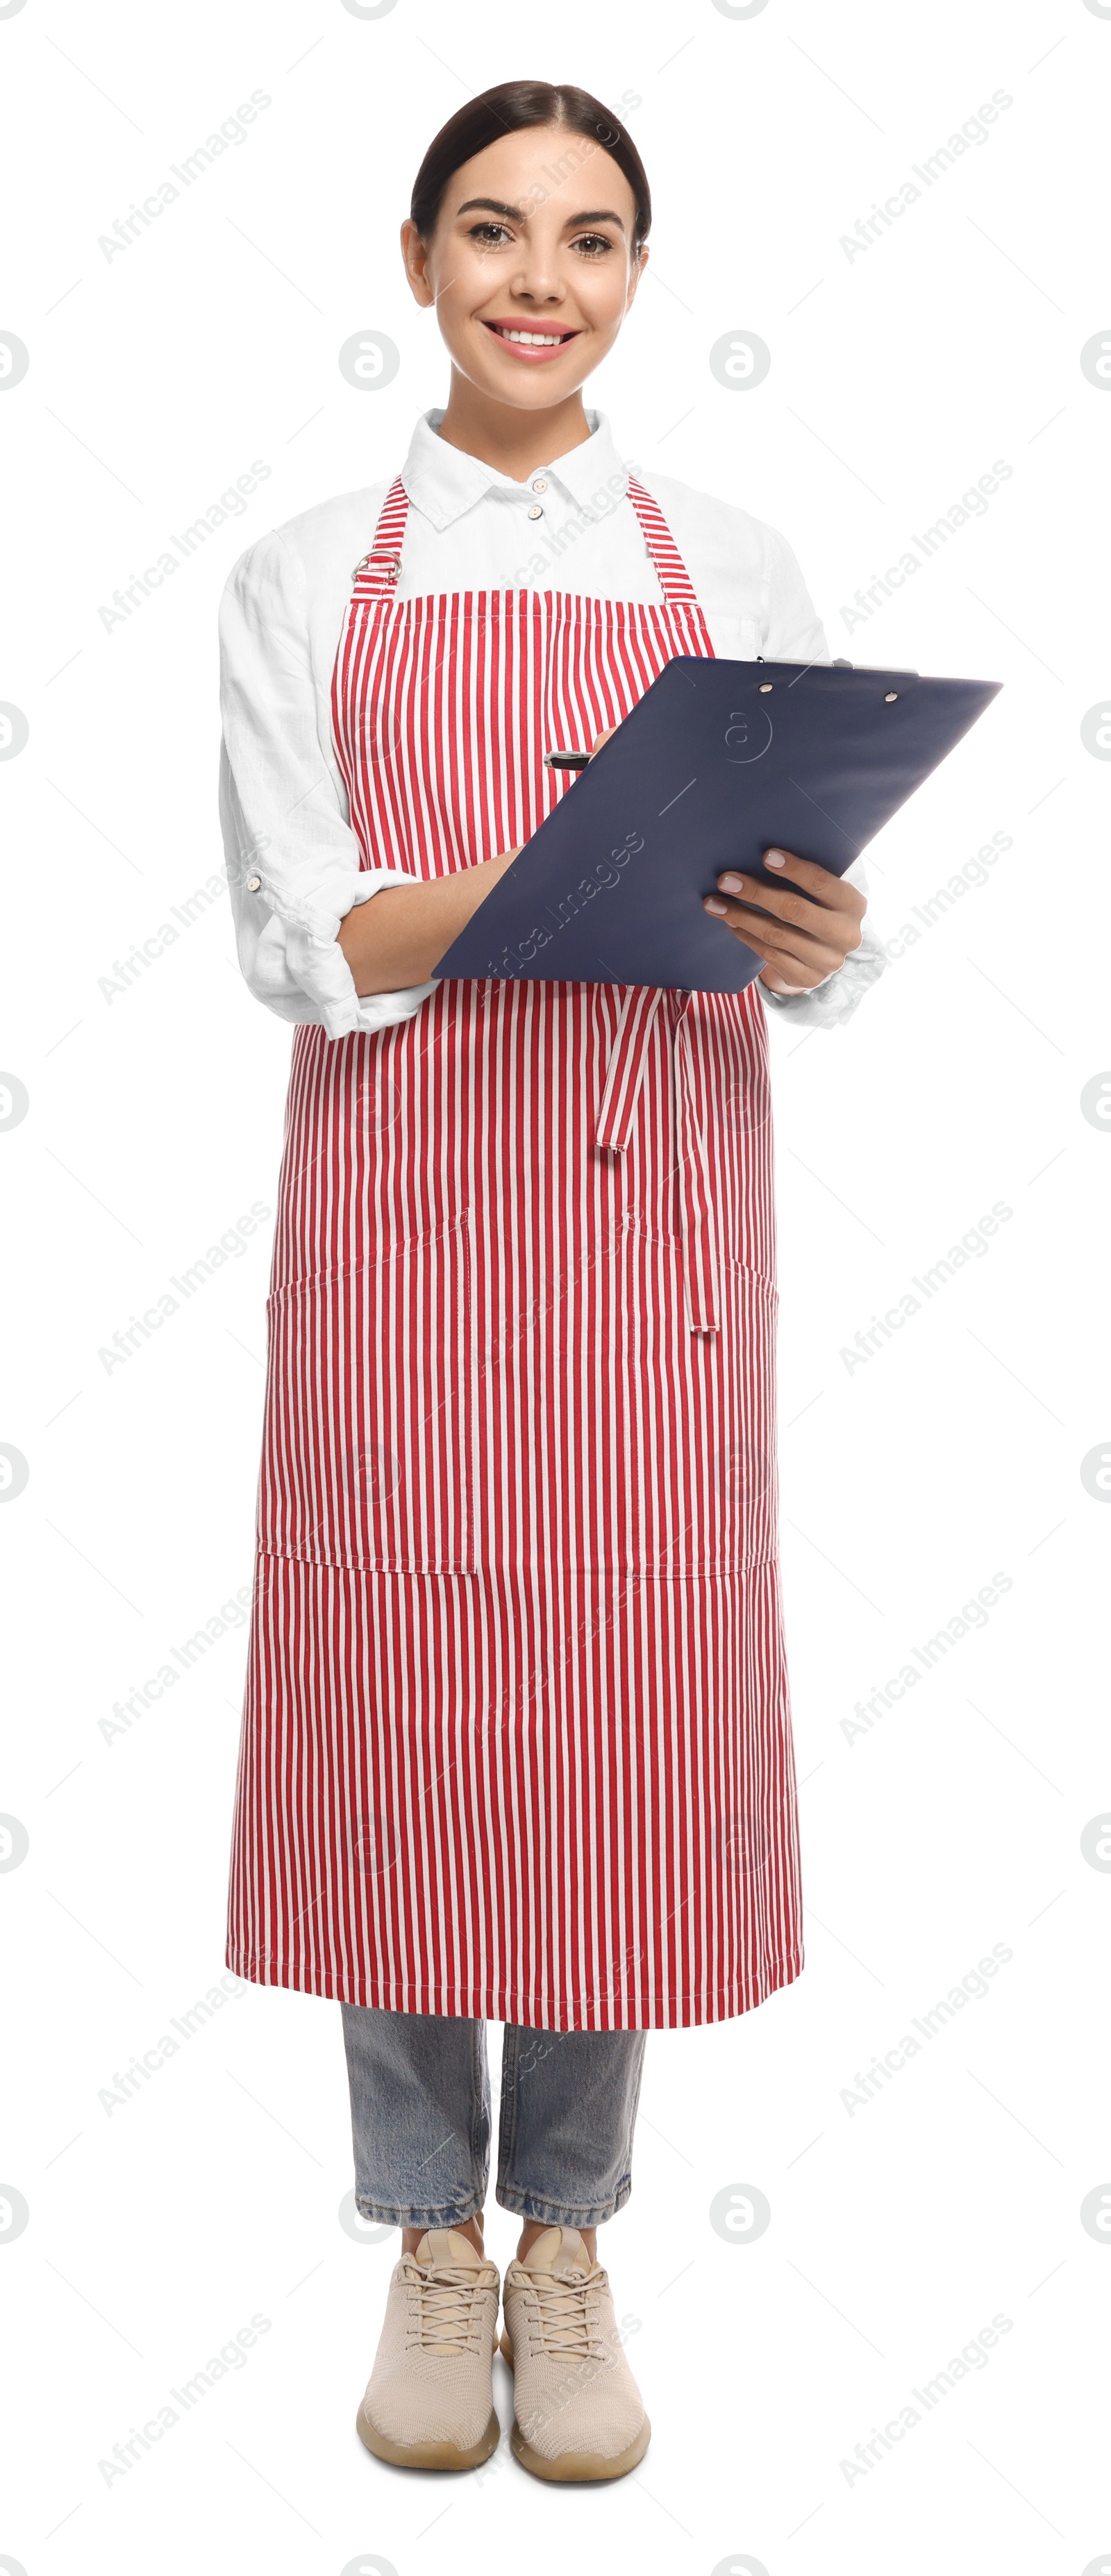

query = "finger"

[
  {"left": 754, "top": 849, "right": 867, "bottom": 915},
  {"left": 721, "top": 863, "right": 864, "bottom": 920},
  {"left": 703, "top": 904, "right": 846, "bottom": 979},
  {"left": 714, "top": 875, "right": 863, "bottom": 952},
  {"left": 705, "top": 891, "right": 856, "bottom": 966}
]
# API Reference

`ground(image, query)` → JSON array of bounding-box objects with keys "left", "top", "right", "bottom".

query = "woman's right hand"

[
  {"left": 337, "top": 845, "right": 522, "bottom": 997},
  {"left": 338, "top": 734, "right": 619, "bottom": 994}
]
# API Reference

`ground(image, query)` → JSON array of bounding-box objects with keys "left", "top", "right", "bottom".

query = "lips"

[{"left": 482, "top": 319, "right": 580, "bottom": 350}]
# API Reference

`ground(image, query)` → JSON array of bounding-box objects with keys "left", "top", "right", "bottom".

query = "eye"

[
  {"left": 572, "top": 232, "right": 615, "bottom": 258},
  {"left": 467, "top": 220, "right": 514, "bottom": 246}
]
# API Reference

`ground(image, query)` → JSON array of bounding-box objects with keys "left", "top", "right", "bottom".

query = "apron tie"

[
  {"left": 595, "top": 989, "right": 721, "bottom": 1333},
  {"left": 594, "top": 985, "right": 664, "bottom": 1151}
]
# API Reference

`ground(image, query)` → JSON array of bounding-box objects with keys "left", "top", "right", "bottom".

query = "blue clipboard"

[{"left": 432, "top": 657, "right": 1001, "bottom": 994}]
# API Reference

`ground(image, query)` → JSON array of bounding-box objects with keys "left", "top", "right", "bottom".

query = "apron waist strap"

[
  {"left": 594, "top": 986, "right": 663, "bottom": 1150},
  {"left": 594, "top": 989, "right": 721, "bottom": 1333}
]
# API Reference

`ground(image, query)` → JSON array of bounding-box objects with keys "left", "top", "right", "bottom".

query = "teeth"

[{"left": 496, "top": 327, "right": 566, "bottom": 346}]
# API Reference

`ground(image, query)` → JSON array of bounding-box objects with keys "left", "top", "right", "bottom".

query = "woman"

[{"left": 219, "top": 79, "right": 884, "bottom": 2484}]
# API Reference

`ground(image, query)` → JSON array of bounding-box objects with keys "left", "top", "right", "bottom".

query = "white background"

[{"left": 1, "top": 1, "right": 1108, "bottom": 2570}]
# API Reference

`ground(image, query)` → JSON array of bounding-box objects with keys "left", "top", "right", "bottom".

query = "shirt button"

[
  {"left": 527, "top": 503, "right": 544, "bottom": 521},
  {"left": 531, "top": 477, "right": 548, "bottom": 494},
  {"left": 246, "top": 875, "right": 262, "bottom": 892}
]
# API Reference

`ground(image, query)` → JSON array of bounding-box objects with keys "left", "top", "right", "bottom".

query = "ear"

[
  {"left": 625, "top": 243, "right": 649, "bottom": 314},
  {"left": 400, "top": 217, "right": 435, "bottom": 310}
]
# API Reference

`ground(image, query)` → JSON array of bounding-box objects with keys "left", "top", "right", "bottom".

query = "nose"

[{"left": 504, "top": 239, "right": 567, "bottom": 307}]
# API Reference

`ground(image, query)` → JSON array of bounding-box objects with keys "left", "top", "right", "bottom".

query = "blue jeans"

[{"left": 340, "top": 2006, "right": 646, "bottom": 2230}]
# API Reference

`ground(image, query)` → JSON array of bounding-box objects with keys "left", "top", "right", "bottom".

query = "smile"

[{"left": 481, "top": 320, "right": 580, "bottom": 359}]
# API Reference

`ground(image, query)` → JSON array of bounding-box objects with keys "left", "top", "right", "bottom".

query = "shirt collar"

[{"left": 399, "top": 405, "right": 629, "bottom": 531}]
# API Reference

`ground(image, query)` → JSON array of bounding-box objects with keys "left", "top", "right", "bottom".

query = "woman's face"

[{"left": 401, "top": 121, "right": 646, "bottom": 412}]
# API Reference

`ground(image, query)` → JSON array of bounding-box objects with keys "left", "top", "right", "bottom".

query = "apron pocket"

[
  {"left": 471, "top": 1223, "right": 778, "bottom": 1576},
  {"left": 622, "top": 1240, "right": 780, "bottom": 1574},
  {"left": 705, "top": 1257, "right": 780, "bottom": 1572},
  {"left": 259, "top": 1213, "right": 476, "bottom": 1573}
]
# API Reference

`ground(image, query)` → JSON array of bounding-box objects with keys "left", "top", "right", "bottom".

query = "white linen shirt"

[{"left": 218, "top": 406, "right": 886, "bottom": 1041}]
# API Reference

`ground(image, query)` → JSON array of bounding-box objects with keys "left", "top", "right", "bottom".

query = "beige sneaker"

[
  {"left": 500, "top": 2225, "right": 650, "bottom": 2482},
  {"left": 356, "top": 2228, "right": 501, "bottom": 2470}
]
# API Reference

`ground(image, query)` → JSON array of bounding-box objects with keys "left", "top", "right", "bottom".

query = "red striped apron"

[{"left": 226, "top": 469, "right": 803, "bottom": 2030}]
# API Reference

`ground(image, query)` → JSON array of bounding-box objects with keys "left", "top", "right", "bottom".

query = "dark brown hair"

[{"left": 410, "top": 81, "right": 651, "bottom": 256}]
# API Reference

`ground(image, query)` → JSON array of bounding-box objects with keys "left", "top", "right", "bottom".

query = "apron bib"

[{"left": 226, "top": 470, "right": 802, "bottom": 2030}]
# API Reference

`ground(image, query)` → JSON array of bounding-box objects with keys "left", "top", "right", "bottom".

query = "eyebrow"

[{"left": 455, "top": 197, "right": 627, "bottom": 233}]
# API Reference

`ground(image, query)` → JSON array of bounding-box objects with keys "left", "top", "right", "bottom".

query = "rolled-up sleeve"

[{"left": 218, "top": 530, "right": 435, "bottom": 1040}]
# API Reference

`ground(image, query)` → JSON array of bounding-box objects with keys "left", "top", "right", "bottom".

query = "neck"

[{"left": 433, "top": 368, "right": 594, "bottom": 483}]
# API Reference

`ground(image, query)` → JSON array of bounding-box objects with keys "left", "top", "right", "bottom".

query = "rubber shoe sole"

[
  {"left": 356, "top": 2396, "right": 501, "bottom": 2471},
  {"left": 498, "top": 2324, "right": 651, "bottom": 2483}
]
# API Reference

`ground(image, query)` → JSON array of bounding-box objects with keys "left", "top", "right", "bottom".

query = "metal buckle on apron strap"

[
  {"left": 351, "top": 549, "right": 402, "bottom": 581},
  {"left": 594, "top": 986, "right": 720, "bottom": 1334}
]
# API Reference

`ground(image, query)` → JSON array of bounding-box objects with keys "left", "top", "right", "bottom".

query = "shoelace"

[
  {"left": 525, "top": 2261, "right": 610, "bottom": 2362},
  {"left": 402, "top": 2256, "right": 492, "bottom": 2354}
]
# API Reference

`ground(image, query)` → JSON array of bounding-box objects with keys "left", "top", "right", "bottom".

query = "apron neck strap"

[
  {"left": 351, "top": 477, "right": 410, "bottom": 597},
  {"left": 625, "top": 475, "right": 700, "bottom": 605}
]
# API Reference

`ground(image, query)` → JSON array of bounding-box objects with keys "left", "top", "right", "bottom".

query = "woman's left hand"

[{"left": 703, "top": 848, "right": 866, "bottom": 995}]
